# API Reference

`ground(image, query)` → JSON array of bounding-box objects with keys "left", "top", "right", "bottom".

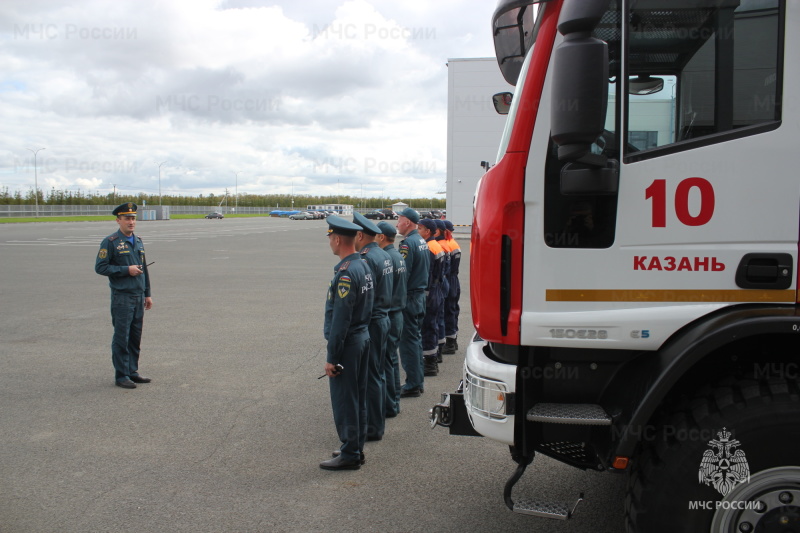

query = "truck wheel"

[{"left": 625, "top": 377, "right": 800, "bottom": 533}]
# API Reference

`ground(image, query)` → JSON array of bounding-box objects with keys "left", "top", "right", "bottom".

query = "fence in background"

[{"left": 0, "top": 205, "right": 425, "bottom": 218}]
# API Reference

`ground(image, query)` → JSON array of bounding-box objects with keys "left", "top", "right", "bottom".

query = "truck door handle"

[{"left": 735, "top": 253, "right": 793, "bottom": 290}]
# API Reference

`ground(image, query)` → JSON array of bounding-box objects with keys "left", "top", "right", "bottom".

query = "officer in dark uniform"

[
  {"left": 95, "top": 203, "right": 153, "bottom": 389},
  {"left": 433, "top": 219, "right": 451, "bottom": 363},
  {"left": 442, "top": 220, "right": 461, "bottom": 354},
  {"left": 352, "top": 212, "right": 393, "bottom": 442},
  {"left": 321, "top": 216, "right": 374, "bottom": 470},
  {"left": 418, "top": 218, "right": 445, "bottom": 377},
  {"left": 376, "top": 221, "right": 407, "bottom": 418},
  {"left": 396, "top": 208, "right": 429, "bottom": 397}
]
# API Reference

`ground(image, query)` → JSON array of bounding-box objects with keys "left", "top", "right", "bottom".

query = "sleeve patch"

[
  {"left": 337, "top": 281, "right": 351, "bottom": 298},
  {"left": 98, "top": 248, "right": 107, "bottom": 259}
]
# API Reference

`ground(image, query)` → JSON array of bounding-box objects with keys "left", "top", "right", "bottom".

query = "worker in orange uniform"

[
  {"left": 442, "top": 220, "right": 461, "bottom": 354},
  {"left": 417, "top": 219, "right": 445, "bottom": 376}
]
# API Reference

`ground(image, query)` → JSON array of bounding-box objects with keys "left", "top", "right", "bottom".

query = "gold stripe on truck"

[{"left": 546, "top": 289, "right": 796, "bottom": 303}]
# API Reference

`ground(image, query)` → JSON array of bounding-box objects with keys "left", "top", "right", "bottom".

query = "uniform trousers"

[
  {"left": 422, "top": 286, "right": 443, "bottom": 357},
  {"left": 110, "top": 291, "right": 144, "bottom": 381},
  {"left": 384, "top": 309, "right": 404, "bottom": 416},
  {"left": 366, "top": 316, "right": 389, "bottom": 439},
  {"left": 329, "top": 331, "right": 370, "bottom": 462},
  {"left": 445, "top": 275, "right": 460, "bottom": 339},
  {"left": 436, "top": 277, "right": 449, "bottom": 348},
  {"left": 399, "top": 290, "right": 426, "bottom": 390}
]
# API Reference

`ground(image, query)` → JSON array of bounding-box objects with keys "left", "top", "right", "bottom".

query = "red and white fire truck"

[{"left": 431, "top": 0, "right": 799, "bottom": 531}]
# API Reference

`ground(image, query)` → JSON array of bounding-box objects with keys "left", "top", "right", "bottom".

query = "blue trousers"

[
  {"left": 384, "top": 310, "right": 403, "bottom": 416},
  {"left": 399, "top": 291, "right": 425, "bottom": 390},
  {"left": 422, "top": 287, "right": 443, "bottom": 357},
  {"left": 329, "top": 332, "right": 370, "bottom": 461},
  {"left": 366, "top": 316, "right": 389, "bottom": 439},
  {"left": 436, "top": 292, "right": 446, "bottom": 348},
  {"left": 110, "top": 292, "right": 144, "bottom": 381},
  {"left": 445, "top": 275, "right": 460, "bottom": 338}
]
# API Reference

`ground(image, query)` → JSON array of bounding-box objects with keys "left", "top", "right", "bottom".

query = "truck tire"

[{"left": 625, "top": 376, "right": 800, "bottom": 533}]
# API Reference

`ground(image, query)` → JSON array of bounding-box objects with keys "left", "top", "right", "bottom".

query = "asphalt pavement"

[{"left": 0, "top": 217, "right": 626, "bottom": 532}]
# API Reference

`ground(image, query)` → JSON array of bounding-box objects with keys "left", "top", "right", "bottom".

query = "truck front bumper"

[{"left": 430, "top": 332, "right": 517, "bottom": 445}]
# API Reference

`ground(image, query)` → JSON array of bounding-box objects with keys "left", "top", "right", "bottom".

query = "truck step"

[
  {"left": 527, "top": 403, "right": 611, "bottom": 426},
  {"left": 513, "top": 493, "right": 584, "bottom": 519}
]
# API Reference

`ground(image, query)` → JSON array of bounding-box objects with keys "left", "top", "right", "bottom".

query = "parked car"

[
  {"left": 420, "top": 210, "right": 444, "bottom": 220},
  {"left": 364, "top": 209, "right": 386, "bottom": 220},
  {"left": 289, "top": 211, "right": 315, "bottom": 220},
  {"left": 379, "top": 208, "right": 398, "bottom": 219},
  {"left": 205, "top": 212, "right": 224, "bottom": 219}
]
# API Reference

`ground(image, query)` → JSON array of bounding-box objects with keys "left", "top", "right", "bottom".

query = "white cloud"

[{"left": 0, "top": 0, "right": 496, "bottom": 200}]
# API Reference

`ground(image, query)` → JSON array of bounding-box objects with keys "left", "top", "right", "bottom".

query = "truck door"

[{"left": 522, "top": 0, "right": 792, "bottom": 350}]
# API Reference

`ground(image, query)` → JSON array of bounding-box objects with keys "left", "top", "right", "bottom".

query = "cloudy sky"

[{"left": 0, "top": 0, "right": 498, "bottom": 201}]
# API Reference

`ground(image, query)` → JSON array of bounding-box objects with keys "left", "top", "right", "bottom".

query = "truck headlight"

[{"left": 465, "top": 367, "right": 508, "bottom": 420}]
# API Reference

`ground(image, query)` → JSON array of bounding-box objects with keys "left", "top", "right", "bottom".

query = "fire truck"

[{"left": 431, "top": 0, "right": 799, "bottom": 531}]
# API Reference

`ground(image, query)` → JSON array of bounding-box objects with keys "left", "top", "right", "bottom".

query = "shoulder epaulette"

[
  {"left": 338, "top": 261, "right": 350, "bottom": 271},
  {"left": 360, "top": 248, "right": 369, "bottom": 255},
  {"left": 108, "top": 234, "right": 119, "bottom": 241}
]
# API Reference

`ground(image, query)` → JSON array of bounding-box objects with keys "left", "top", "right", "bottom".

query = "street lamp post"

[
  {"left": 158, "top": 161, "right": 167, "bottom": 205},
  {"left": 234, "top": 171, "right": 241, "bottom": 212},
  {"left": 27, "top": 148, "right": 45, "bottom": 218}
]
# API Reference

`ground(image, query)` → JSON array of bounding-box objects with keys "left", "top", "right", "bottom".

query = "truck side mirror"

[
  {"left": 550, "top": 0, "right": 611, "bottom": 166},
  {"left": 493, "top": 92, "right": 513, "bottom": 115}
]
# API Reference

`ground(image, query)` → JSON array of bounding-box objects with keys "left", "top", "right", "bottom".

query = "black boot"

[
  {"left": 443, "top": 337, "right": 457, "bottom": 354},
  {"left": 437, "top": 344, "right": 443, "bottom": 363},
  {"left": 423, "top": 356, "right": 439, "bottom": 376}
]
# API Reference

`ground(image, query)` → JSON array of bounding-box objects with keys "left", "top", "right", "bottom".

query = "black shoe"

[
  {"left": 366, "top": 435, "right": 383, "bottom": 442},
  {"left": 320, "top": 455, "right": 362, "bottom": 470},
  {"left": 116, "top": 379, "right": 136, "bottom": 389},
  {"left": 129, "top": 374, "right": 151, "bottom": 383},
  {"left": 436, "top": 346, "right": 443, "bottom": 364},
  {"left": 400, "top": 387, "right": 421, "bottom": 398},
  {"left": 331, "top": 451, "right": 365, "bottom": 465}
]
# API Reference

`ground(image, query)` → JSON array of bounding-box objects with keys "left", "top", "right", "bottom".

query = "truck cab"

[{"left": 432, "top": 1, "right": 800, "bottom": 531}]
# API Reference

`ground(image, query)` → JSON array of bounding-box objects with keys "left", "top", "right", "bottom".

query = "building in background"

[{"left": 446, "top": 58, "right": 513, "bottom": 229}]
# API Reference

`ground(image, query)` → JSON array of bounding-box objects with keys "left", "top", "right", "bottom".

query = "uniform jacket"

[
  {"left": 398, "top": 229, "right": 429, "bottom": 292},
  {"left": 446, "top": 237, "right": 462, "bottom": 277},
  {"left": 435, "top": 236, "right": 451, "bottom": 295},
  {"left": 323, "top": 254, "right": 374, "bottom": 365},
  {"left": 383, "top": 244, "right": 407, "bottom": 312},
  {"left": 95, "top": 230, "right": 151, "bottom": 296},
  {"left": 359, "top": 242, "right": 393, "bottom": 319},
  {"left": 424, "top": 237, "right": 446, "bottom": 291}
]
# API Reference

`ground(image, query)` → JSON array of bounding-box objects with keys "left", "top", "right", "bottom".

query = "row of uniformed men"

[{"left": 320, "top": 207, "right": 461, "bottom": 470}]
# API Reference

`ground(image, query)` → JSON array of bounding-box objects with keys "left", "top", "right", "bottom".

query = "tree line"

[{"left": 0, "top": 187, "right": 446, "bottom": 209}]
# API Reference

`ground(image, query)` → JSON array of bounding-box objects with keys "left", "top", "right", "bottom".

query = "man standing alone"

[{"left": 95, "top": 203, "right": 153, "bottom": 389}]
